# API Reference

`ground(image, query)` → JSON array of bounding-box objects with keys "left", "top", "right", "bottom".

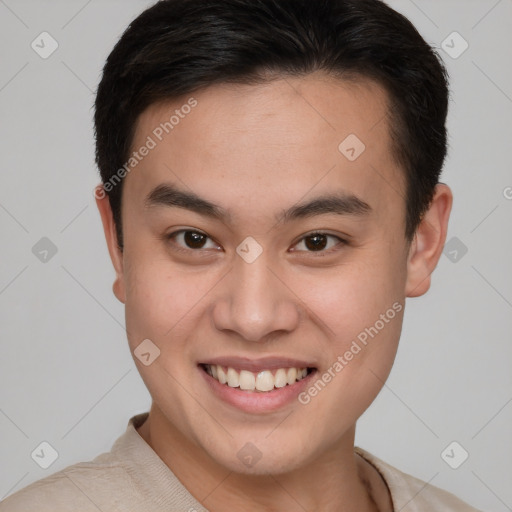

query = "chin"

[{"left": 198, "top": 432, "right": 317, "bottom": 477}]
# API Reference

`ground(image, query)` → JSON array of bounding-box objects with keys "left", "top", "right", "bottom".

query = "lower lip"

[{"left": 198, "top": 366, "right": 317, "bottom": 413}]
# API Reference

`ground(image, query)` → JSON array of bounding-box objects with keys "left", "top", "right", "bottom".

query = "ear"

[
  {"left": 94, "top": 184, "right": 126, "bottom": 304},
  {"left": 405, "top": 183, "right": 453, "bottom": 298}
]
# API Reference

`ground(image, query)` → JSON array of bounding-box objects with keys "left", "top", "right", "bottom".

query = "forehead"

[{"left": 125, "top": 72, "right": 405, "bottom": 226}]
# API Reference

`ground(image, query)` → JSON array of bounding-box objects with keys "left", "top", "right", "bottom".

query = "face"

[{"left": 96, "top": 72, "right": 446, "bottom": 476}]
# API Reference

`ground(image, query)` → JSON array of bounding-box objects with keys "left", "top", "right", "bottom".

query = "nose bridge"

[
  {"left": 212, "top": 248, "right": 300, "bottom": 342},
  {"left": 236, "top": 255, "right": 274, "bottom": 315}
]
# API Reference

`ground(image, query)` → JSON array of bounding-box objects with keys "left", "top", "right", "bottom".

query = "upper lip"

[{"left": 199, "top": 356, "right": 316, "bottom": 372}]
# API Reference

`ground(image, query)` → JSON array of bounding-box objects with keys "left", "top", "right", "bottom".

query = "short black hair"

[{"left": 94, "top": 0, "right": 449, "bottom": 250}]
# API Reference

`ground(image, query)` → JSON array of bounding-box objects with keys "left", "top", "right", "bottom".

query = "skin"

[{"left": 96, "top": 71, "right": 452, "bottom": 511}]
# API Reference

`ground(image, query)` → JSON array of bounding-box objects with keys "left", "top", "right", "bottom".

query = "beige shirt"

[{"left": 0, "top": 412, "right": 482, "bottom": 511}]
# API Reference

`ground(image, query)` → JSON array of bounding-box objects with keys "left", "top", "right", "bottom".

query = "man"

[{"left": 0, "top": 0, "right": 482, "bottom": 510}]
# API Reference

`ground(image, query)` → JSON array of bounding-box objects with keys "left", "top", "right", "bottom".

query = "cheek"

[
  {"left": 123, "top": 256, "right": 205, "bottom": 349},
  {"left": 292, "top": 254, "right": 405, "bottom": 337},
  {"left": 298, "top": 302, "right": 404, "bottom": 441},
  {"left": 292, "top": 252, "right": 405, "bottom": 399}
]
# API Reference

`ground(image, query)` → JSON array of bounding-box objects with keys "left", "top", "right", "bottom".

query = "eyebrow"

[{"left": 144, "top": 183, "right": 371, "bottom": 224}]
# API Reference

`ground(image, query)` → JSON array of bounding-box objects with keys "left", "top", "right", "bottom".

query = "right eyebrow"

[{"left": 144, "top": 183, "right": 231, "bottom": 223}]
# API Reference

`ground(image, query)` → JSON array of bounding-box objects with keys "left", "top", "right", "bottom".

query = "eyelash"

[{"left": 165, "top": 229, "right": 347, "bottom": 256}]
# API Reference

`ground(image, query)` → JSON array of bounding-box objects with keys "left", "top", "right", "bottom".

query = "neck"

[{"left": 136, "top": 404, "right": 391, "bottom": 512}]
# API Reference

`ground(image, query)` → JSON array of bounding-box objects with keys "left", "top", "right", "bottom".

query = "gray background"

[{"left": 0, "top": 0, "right": 511, "bottom": 509}]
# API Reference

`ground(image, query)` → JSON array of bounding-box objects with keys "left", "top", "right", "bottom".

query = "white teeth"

[
  {"left": 286, "top": 367, "right": 297, "bottom": 385},
  {"left": 256, "top": 371, "right": 274, "bottom": 392},
  {"left": 239, "top": 370, "right": 255, "bottom": 390},
  {"left": 274, "top": 368, "right": 288, "bottom": 388},
  {"left": 217, "top": 366, "right": 227, "bottom": 384},
  {"left": 227, "top": 367, "right": 239, "bottom": 388},
  {"left": 205, "top": 364, "right": 310, "bottom": 392}
]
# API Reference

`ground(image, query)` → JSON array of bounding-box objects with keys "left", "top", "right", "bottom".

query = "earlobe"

[
  {"left": 405, "top": 184, "right": 453, "bottom": 298},
  {"left": 94, "top": 184, "right": 126, "bottom": 304}
]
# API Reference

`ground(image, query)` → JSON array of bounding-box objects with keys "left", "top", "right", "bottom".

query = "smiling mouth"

[{"left": 200, "top": 364, "right": 316, "bottom": 392}]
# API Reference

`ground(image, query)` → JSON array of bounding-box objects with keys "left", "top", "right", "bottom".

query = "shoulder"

[
  {"left": 0, "top": 412, "right": 204, "bottom": 512},
  {"left": 354, "top": 446, "right": 483, "bottom": 512},
  {"left": 0, "top": 456, "right": 142, "bottom": 512},
  {"left": 0, "top": 413, "right": 151, "bottom": 512}
]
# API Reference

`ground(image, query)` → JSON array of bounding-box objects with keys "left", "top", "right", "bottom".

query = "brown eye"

[
  {"left": 183, "top": 231, "right": 207, "bottom": 249},
  {"left": 166, "top": 230, "right": 219, "bottom": 252},
  {"left": 292, "top": 232, "right": 345, "bottom": 254},
  {"left": 304, "top": 234, "right": 328, "bottom": 251}
]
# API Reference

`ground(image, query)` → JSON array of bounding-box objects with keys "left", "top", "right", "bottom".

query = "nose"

[{"left": 211, "top": 250, "right": 302, "bottom": 342}]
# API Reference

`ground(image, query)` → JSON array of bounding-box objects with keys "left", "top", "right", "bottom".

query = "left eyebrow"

[
  {"left": 276, "top": 194, "right": 372, "bottom": 224},
  {"left": 144, "top": 182, "right": 372, "bottom": 224}
]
